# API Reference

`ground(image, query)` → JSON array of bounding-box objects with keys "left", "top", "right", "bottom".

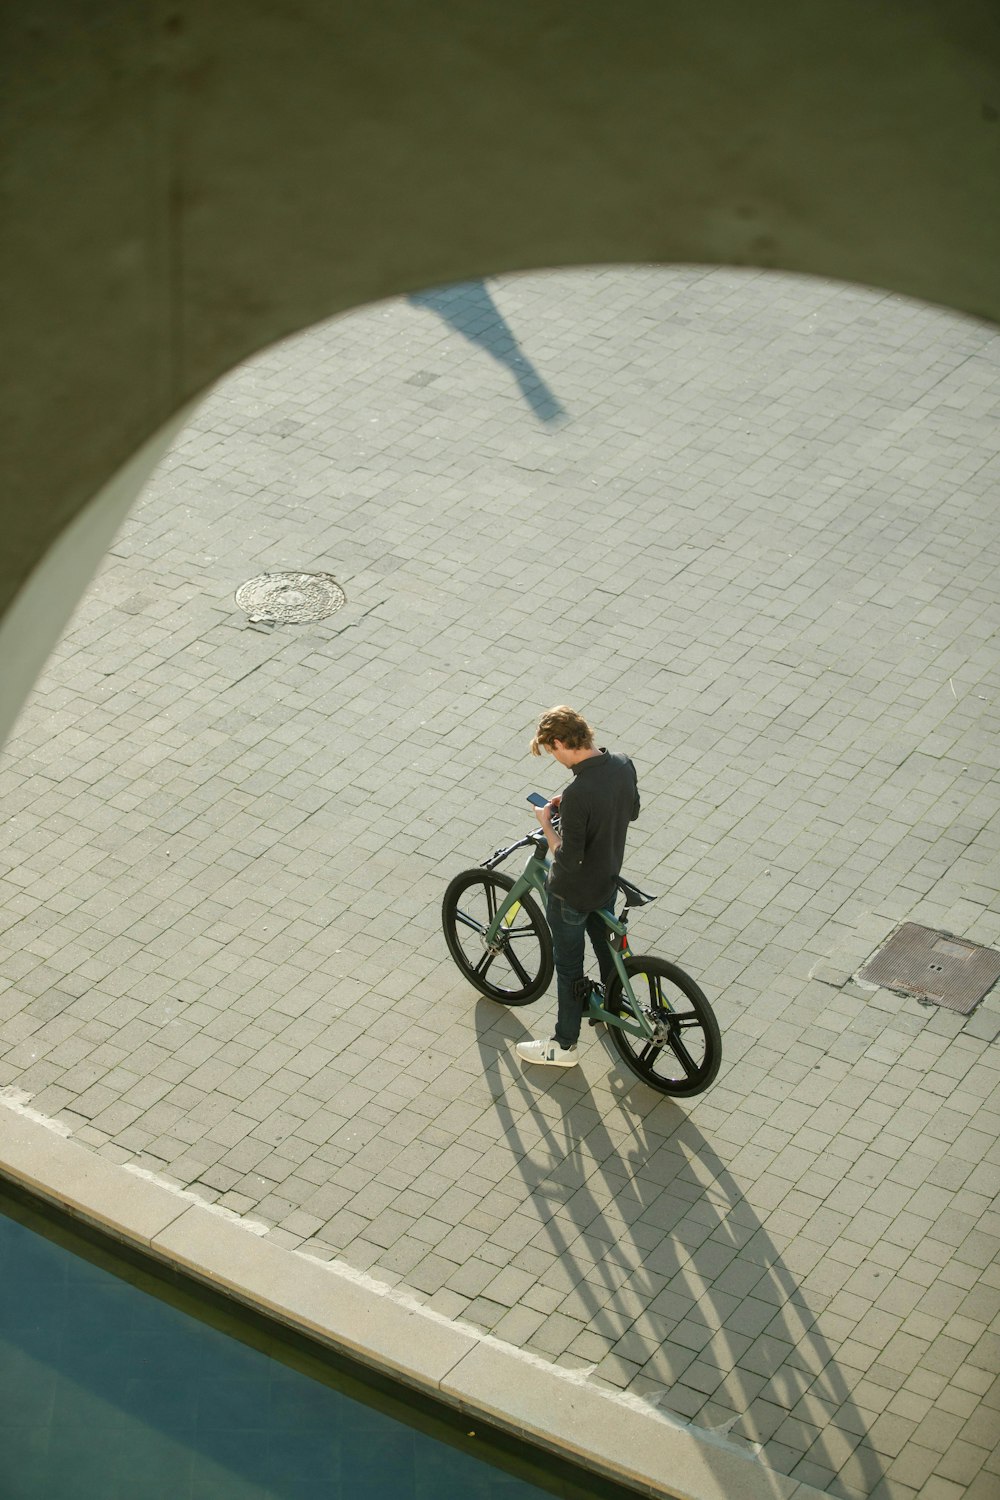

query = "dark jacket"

[{"left": 548, "top": 750, "right": 639, "bottom": 911}]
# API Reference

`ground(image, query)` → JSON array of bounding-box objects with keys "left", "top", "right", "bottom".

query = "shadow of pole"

[
  {"left": 474, "top": 999, "right": 888, "bottom": 1498},
  {"left": 407, "top": 282, "right": 568, "bottom": 425}
]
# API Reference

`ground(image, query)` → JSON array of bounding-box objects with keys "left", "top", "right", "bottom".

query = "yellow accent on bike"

[{"left": 502, "top": 902, "right": 521, "bottom": 925}]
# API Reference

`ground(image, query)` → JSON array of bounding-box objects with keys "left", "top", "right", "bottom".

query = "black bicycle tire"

[
  {"left": 442, "top": 868, "right": 553, "bottom": 1005},
  {"left": 604, "top": 955, "right": 722, "bottom": 1096}
]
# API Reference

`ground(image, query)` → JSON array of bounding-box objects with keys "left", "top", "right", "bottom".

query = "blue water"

[{"left": 0, "top": 1193, "right": 630, "bottom": 1500}]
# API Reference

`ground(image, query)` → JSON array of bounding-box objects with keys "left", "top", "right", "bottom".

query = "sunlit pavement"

[{"left": 1, "top": 267, "right": 998, "bottom": 1499}]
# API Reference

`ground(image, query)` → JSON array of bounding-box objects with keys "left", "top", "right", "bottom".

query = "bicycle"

[{"left": 441, "top": 816, "right": 722, "bottom": 1096}]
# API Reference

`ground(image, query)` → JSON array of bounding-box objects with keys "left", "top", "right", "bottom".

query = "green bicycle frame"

[{"left": 483, "top": 845, "right": 658, "bottom": 1042}]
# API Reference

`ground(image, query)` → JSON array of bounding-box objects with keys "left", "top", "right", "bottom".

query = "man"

[{"left": 516, "top": 706, "right": 640, "bottom": 1067}]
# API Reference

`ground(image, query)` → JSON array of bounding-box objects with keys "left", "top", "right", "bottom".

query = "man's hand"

[
  {"left": 533, "top": 796, "right": 560, "bottom": 826},
  {"left": 535, "top": 798, "right": 562, "bottom": 855}
]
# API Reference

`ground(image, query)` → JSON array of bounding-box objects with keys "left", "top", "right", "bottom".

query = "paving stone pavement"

[{"left": 1, "top": 266, "right": 999, "bottom": 1499}]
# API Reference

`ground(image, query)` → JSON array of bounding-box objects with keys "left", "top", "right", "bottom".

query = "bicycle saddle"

[{"left": 615, "top": 876, "right": 657, "bottom": 907}]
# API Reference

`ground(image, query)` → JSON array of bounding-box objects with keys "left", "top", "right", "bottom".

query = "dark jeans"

[{"left": 546, "top": 891, "right": 616, "bottom": 1047}]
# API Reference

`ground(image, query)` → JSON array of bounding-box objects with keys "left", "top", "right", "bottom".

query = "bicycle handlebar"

[{"left": 482, "top": 826, "right": 553, "bottom": 870}]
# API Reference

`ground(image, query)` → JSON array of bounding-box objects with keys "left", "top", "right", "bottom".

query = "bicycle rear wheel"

[
  {"left": 442, "top": 869, "right": 553, "bottom": 1005},
  {"left": 605, "top": 955, "right": 721, "bottom": 1096}
]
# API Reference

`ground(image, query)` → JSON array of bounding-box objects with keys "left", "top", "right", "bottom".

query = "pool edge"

[{"left": 0, "top": 1100, "right": 823, "bottom": 1500}]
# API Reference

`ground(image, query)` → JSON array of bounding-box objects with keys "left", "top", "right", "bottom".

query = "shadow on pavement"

[
  {"left": 407, "top": 282, "right": 568, "bottom": 425},
  {"left": 474, "top": 1000, "right": 886, "bottom": 1498}
]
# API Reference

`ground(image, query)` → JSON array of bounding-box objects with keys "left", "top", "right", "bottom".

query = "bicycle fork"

[{"left": 481, "top": 865, "right": 542, "bottom": 957}]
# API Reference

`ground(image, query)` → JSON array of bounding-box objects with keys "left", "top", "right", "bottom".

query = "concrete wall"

[{"left": 2, "top": 0, "right": 999, "bottom": 741}]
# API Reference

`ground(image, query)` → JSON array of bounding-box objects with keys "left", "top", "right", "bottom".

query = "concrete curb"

[{"left": 0, "top": 1099, "right": 824, "bottom": 1500}]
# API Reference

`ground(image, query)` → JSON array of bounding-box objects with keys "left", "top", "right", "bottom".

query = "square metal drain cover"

[{"left": 857, "top": 923, "right": 1000, "bottom": 1014}]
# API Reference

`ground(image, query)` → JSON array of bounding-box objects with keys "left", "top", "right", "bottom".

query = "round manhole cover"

[{"left": 235, "top": 572, "right": 346, "bottom": 624}]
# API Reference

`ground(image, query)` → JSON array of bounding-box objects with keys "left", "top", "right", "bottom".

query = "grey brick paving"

[{"left": 2, "top": 266, "right": 1000, "bottom": 1498}]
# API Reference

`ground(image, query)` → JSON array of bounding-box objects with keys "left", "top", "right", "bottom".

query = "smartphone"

[{"left": 527, "top": 792, "right": 559, "bottom": 815}]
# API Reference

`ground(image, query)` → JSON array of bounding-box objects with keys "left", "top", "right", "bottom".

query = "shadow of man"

[
  {"left": 407, "top": 282, "right": 568, "bottom": 425},
  {"left": 474, "top": 998, "right": 887, "bottom": 1498}
]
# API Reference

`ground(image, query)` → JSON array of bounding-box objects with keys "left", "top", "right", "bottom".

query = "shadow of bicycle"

[{"left": 473, "top": 999, "right": 886, "bottom": 1497}]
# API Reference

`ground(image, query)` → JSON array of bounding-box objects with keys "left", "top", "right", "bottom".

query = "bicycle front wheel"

[
  {"left": 605, "top": 955, "right": 721, "bottom": 1096},
  {"left": 442, "top": 869, "right": 553, "bottom": 1005}
]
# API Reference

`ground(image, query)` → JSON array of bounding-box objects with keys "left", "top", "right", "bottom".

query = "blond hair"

[{"left": 530, "top": 706, "right": 595, "bottom": 756}]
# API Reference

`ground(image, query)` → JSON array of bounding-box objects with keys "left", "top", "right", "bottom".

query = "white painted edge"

[{"left": 0, "top": 1096, "right": 825, "bottom": 1500}]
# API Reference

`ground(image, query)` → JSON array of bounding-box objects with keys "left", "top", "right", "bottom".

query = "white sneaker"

[{"left": 515, "top": 1038, "right": 578, "bottom": 1067}]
